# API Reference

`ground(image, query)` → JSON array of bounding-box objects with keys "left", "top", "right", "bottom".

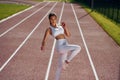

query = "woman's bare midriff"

[{"left": 55, "top": 34, "right": 66, "bottom": 40}]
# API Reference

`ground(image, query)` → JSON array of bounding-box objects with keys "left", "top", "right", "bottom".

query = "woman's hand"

[
  {"left": 41, "top": 46, "right": 45, "bottom": 51},
  {"left": 61, "top": 22, "right": 66, "bottom": 28}
]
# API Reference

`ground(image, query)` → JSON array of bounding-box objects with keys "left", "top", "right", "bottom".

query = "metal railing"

[
  {"left": 73, "top": 0, "right": 120, "bottom": 24},
  {"left": 94, "top": 0, "right": 120, "bottom": 24}
]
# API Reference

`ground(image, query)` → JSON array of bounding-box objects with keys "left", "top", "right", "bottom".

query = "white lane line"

[
  {"left": 0, "top": 2, "right": 50, "bottom": 37},
  {"left": 0, "top": 2, "right": 57, "bottom": 72},
  {"left": 0, "top": 2, "right": 43, "bottom": 23},
  {"left": 71, "top": 4, "right": 99, "bottom": 80},
  {"left": 44, "top": 2, "right": 65, "bottom": 80}
]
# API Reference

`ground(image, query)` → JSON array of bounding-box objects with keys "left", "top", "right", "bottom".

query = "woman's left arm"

[{"left": 61, "top": 22, "right": 71, "bottom": 37}]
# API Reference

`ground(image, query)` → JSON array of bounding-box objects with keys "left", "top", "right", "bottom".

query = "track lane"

[
  {"left": 45, "top": 2, "right": 65, "bottom": 80},
  {"left": 0, "top": 2, "right": 54, "bottom": 69},
  {"left": 0, "top": 2, "right": 61, "bottom": 80},
  {"left": 71, "top": 3, "right": 99, "bottom": 80},
  {"left": 49, "top": 3, "right": 95, "bottom": 80},
  {"left": 0, "top": 2, "right": 46, "bottom": 35},
  {"left": 73, "top": 3, "right": 120, "bottom": 80},
  {"left": 0, "top": 2, "right": 49, "bottom": 37}
]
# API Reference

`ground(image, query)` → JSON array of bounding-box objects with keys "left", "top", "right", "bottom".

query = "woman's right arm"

[
  {"left": 61, "top": 22, "right": 71, "bottom": 37},
  {"left": 41, "top": 28, "right": 51, "bottom": 50}
]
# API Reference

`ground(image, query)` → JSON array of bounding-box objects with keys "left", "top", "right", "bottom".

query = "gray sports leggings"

[{"left": 55, "top": 39, "right": 81, "bottom": 80}]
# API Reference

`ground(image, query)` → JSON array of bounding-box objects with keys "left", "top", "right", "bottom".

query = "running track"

[{"left": 0, "top": 1, "right": 120, "bottom": 80}]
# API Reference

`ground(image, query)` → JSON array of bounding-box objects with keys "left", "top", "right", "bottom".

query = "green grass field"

[{"left": 0, "top": 4, "right": 30, "bottom": 20}]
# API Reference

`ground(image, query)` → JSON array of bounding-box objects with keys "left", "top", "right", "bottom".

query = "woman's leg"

[
  {"left": 55, "top": 45, "right": 81, "bottom": 80},
  {"left": 64, "top": 44, "right": 81, "bottom": 62},
  {"left": 55, "top": 53, "right": 67, "bottom": 80}
]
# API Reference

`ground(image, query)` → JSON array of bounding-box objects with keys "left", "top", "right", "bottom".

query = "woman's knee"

[{"left": 76, "top": 45, "right": 81, "bottom": 52}]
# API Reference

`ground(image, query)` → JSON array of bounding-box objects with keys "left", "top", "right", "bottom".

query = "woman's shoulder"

[
  {"left": 46, "top": 27, "right": 52, "bottom": 34},
  {"left": 46, "top": 27, "right": 51, "bottom": 31}
]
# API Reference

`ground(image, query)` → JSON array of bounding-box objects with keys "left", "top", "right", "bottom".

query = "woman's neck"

[{"left": 50, "top": 24, "right": 57, "bottom": 28}]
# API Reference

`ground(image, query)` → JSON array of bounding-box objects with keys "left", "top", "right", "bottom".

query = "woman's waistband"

[
  {"left": 56, "top": 38, "right": 66, "bottom": 41},
  {"left": 56, "top": 39, "right": 67, "bottom": 47}
]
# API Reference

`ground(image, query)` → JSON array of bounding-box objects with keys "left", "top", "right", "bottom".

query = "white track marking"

[
  {"left": 0, "top": 2, "right": 57, "bottom": 72},
  {"left": 0, "top": 2, "right": 43, "bottom": 23},
  {"left": 71, "top": 4, "right": 99, "bottom": 80},
  {"left": 0, "top": 2, "right": 50, "bottom": 37},
  {"left": 44, "top": 2, "right": 65, "bottom": 80}
]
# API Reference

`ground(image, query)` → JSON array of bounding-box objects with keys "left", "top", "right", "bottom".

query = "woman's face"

[{"left": 49, "top": 16, "right": 57, "bottom": 27}]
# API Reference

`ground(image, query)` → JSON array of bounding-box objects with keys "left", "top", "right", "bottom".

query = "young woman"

[{"left": 41, "top": 13, "right": 81, "bottom": 80}]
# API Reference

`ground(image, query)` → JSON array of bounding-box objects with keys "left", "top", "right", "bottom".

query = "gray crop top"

[{"left": 50, "top": 25, "right": 64, "bottom": 37}]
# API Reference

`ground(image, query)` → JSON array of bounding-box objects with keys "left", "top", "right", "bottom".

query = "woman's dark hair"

[{"left": 48, "top": 13, "right": 57, "bottom": 19}]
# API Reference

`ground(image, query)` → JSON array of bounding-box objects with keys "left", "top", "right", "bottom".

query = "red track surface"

[{"left": 0, "top": 2, "right": 120, "bottom": 80}]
